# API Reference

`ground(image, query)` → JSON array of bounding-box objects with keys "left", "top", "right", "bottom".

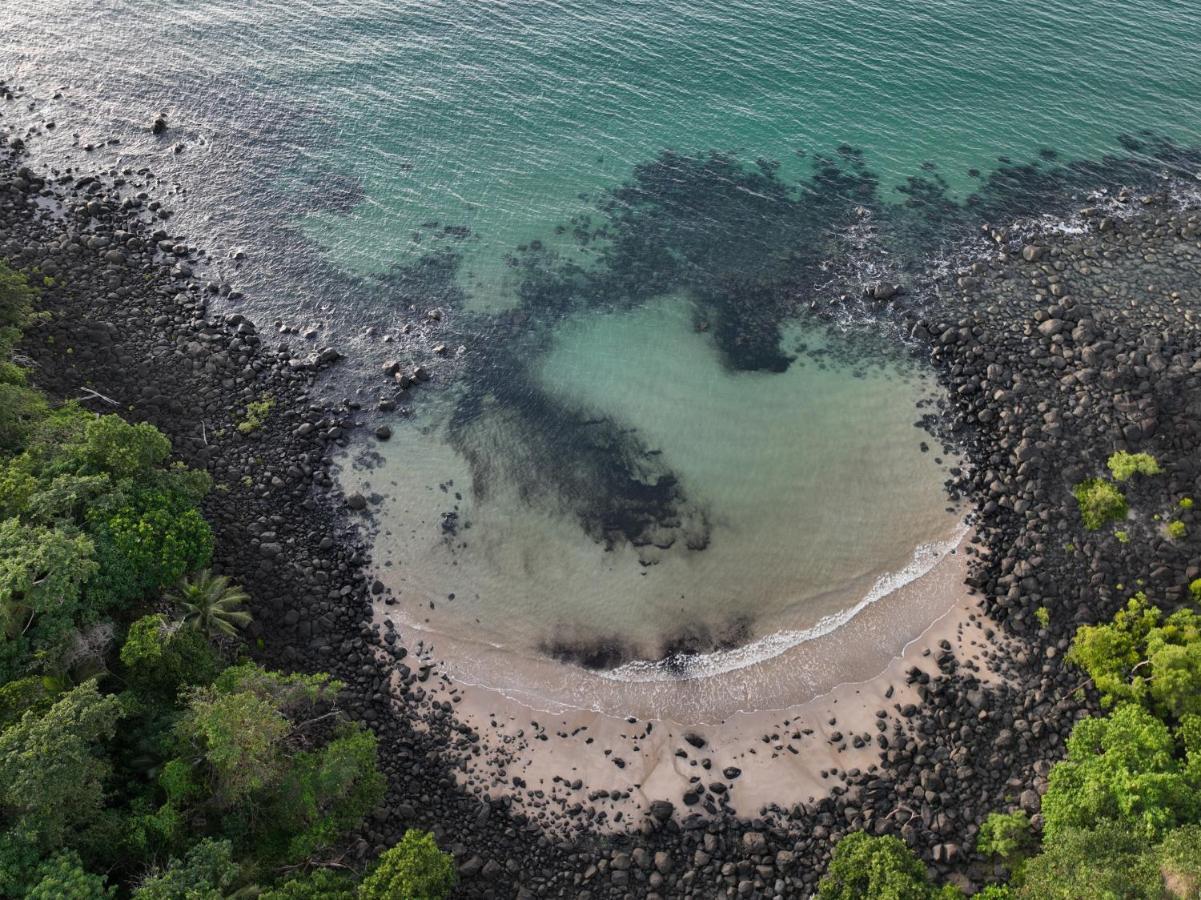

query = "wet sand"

[{"left": 379, "top": 527, "right": 1000, "bottom": 829}]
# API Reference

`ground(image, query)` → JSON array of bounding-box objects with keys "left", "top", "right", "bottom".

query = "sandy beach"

[{"left": 381, "top": 526, "right": 1000, "bottom": 829}]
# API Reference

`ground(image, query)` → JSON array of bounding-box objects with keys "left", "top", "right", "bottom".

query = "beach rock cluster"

[{"left": 3, "top": 109, "right": 1201, "bottom": 896}]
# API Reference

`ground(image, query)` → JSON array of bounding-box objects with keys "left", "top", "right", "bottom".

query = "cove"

[{"left": 364, "top": 292, "right": 960, "bottom": 695}]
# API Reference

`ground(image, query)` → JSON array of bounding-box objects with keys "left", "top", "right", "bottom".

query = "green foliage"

[
  {"left": 178, "top": 685, "right": 291, "bottom": 805},
  {"left": 237, "top": 395, "right": 274, "bottom": 435},
  {"left": 0, "top": 262, "right": 36, "bottom": 354},
  {"left": 1169, "top": 520, "right": 1188, "bottom": 540},
  {"left": 1073, "top": 478, "right": 1128, "bottom": 530},
  {"left": 1182, "top": 497, "right": 1195, "bottom": 510},
  {"left": 359, "top": 830, "right": 457, "bottom": 900},
  {"left": 0, "top": 675, "right": 54, "bottom": 729},
  {"left": 1115, "top": 529, "right": 1130, "bottom": 543},
  {"left": 73, "top": 415, "right": 171, "bottom": 479},
  {"left": 0, "top": 406, "right": 211, "bottom": 678},
  {"left": 170, "top": 570, "right": 252, "bottom": 639},
  {"left": 0, "top": 519, "right": 98, "bottom": 679},
  {"left": 1191, "top": 579, "right": 1201, "bottom": 603},
  {"left": 259, "top": 868, "right": 356, "bottom": 899},
  {"left": 1035, "top": 607, "right": 1050, "bottom": 628},
  {"left": 0, "top": 681, "right": 122, "bottom": 849},
  {"left": 977, "top": 811, "right": 1034, "bottom": 868},
  {"left": 25, "top": 850, "right": 112, "bottom": 899},
  {"left": 120, "top": 614, "right": 221, "bottom": 697},
  {"left": 1160, "top": 825, "right": 1201, "bottom": 899},
  {"left": 1014, "top": 823, "right": 1162, "bottom": 899},
  {"left": 131, "top": 838, "right": 241, "bottom": 900},
  {"left": 1108, "top": 451, "right": 1162, "bottom": 482},
  {"left": 1068, "top": 593, "right": 1201, "bottom": 720},
  {"left": 166, "top": 663, "right": 376, "bottom": 865},
  {"left": 264, "top": 724, "right": 385, "bottom": 862},
  {"left": 1041, "top": 703, "right": 1200, "bottom": 842},
  {"left": 84, "top": 485, "right": 213, "bottom": 610}
]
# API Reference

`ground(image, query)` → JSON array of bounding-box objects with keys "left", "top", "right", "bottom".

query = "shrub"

[
  {"left": 1168, "top": 520, "right": 1187, "bottom": 540},
  {"left": 1192, "top": 579, "right": 1201, "bottom": 603},
  {"left": 1073, "top": 479, "right": 1127, "bottom": 530},
  {"left": 977, "top": 811, "right": 1034, "bottom": 869},
  {"left": 237, "top": 395, "right": 274, "bottom": 435},
  {"left": 1035, "top": 607, "right": 1050, "bottom": 628},
  {"left": 1107, "top": 451, "right": 1162, "bottom": 482},
  {"left": 359, "top": 830, "right": 457, "bottom": 900},
  {"left": 1114, "top": 530, "right": 1129, "bottom": 544},
  {"left": 0, "top": 681, "right": 123, "bottom": 849},
  {"left": 1181, "top": 497, "right": 1194, "bottom": 510},
  {"left": 816, "top": 831, "right": 956, "bottom": 899},
  {"left": 259, "top": 867, "right": 356, "bottom": 899}
]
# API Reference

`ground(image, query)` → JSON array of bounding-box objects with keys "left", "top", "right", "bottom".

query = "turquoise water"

[
  {"left": 4, "top": 0, "right": 1201, "bottom": 312},
  {"left": 4, "top": 0, "right": 1201, "bottom": 676}
]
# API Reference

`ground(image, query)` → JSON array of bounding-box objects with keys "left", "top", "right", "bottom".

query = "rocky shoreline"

[{"left": 3, "top": 113, "right": 1201, "bottom": 897}]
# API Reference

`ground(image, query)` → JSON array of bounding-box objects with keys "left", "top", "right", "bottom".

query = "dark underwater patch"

[{"left": 371, "top": 132, "right": 1201, "bottom": 653}]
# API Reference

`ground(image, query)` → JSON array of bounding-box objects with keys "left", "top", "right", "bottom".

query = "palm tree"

[{"left": 170, "top": 569, "right": 252, "bottom": 639}]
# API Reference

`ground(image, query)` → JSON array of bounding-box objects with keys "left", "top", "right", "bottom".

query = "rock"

[
  {"left": 346, "top": 493, "right": 367, "bottom": 510},
  {"left": 151, "top": 116, "right": 168, "bottom": 135},
  {"left": 650, "top": 800, "right": 675, "bottom": 822},
  {"left": 742, "top": 832, "right": 767, "bottom": 854},
  {"left": 1022, "top": 244, "right": 1044, "bottom": 262},
  {"left": 1020, "top": 789, "right": 1041, "bottom": 814},
  {"left": 653, "top": 851, "right": 672, "bottom": 875},
  {"left": 375, "top": 425, "right": 392, "bottom": 440}
]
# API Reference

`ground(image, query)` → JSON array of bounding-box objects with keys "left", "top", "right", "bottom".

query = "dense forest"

[{"left": 0, "top": 262, "right": 454, "bottom": 898}]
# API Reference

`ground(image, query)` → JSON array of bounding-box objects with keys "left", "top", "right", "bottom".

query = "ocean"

[{"left": 4, "top": 0, "right": 1201, "bottom": 708}]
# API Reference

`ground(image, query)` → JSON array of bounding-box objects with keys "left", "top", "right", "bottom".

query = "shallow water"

[
  {"left": 362, "top": 295, "right": 960, "bottom": 671},
  {"left": 4, "top": 0, "right": 1201, "bottom": 696}
]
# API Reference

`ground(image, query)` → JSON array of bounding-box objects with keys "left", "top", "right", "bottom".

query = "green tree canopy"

[
  {"left": 816, "top": 832, "right": 959, "bottom": 900},
  {"left": 131, "top": 838, "right": 241, "bottom": 900},
  {"left": 359, "top": 830, "right": 457, "bottom": 900},
  {"left": 0, "top": 681, "right": 122, "bottom": 849},
  {"left": 1015, "top": 823, "right": 1162, "bottom": 899},
  {"left": 1069, "top": 593, "right": 1201, "bottom": 721},
  {"left": 1041, "top": 703, "right": 1201, "bottom": 843}
]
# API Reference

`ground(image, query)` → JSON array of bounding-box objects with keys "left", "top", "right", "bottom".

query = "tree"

[
  {"left": 0, "top": 681, "right": 122, "bottom": 849},
  {"left": 1015, "top": 823, "right": 1162, "bottom": 899},
  {"left": 170, "top": 570, "right": 252, "bottom": 639},
  {"left": 1041, "top": 703, "right": 1200, "bottom": 843},
  {"left": 259, "top": 868, "right": 356, "bottom": 899},
  {"left": 177, "top": 685, "right": 291, "bottom": 805},
  {"left": 120, "top": 614, "right": 221, "bottom": 697},
  {"left": 264, "top": 724, "right": 385, "bottom": 862},
  {"left": 25, "top": 850, "right": 112, "bottom": 899},
  {"left": 131, "top": 838, "right": 241, "bottom": 899},
  {"left": 165, "top": 664, "right": 380, "bottom": 865},
  {"left": 84, "top": 485, "right": 212, "bottom": 609},
  {"left": 359, "top": 830, "right": 457, "bottom": 900},
  {"left": 73, "top": 415, "right": 170, "bottom": 480},
  {"left": 1069, "top": 593, "right": 1201, "bottom": 721},
  {"left": 0, "top": 519, "right": 97, "bottom": 680}
]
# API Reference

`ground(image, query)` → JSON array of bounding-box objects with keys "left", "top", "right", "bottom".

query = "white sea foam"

[{"left": 600, "top": 520, "right": 970, "bottom": 684}]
